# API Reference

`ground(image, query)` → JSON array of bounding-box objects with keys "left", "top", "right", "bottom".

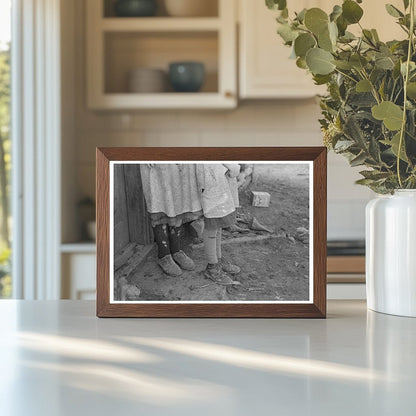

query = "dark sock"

[
  {"left": 153, "top": 224, "right": 170, "bottom": 259},
  {"left": 169, "top": 226, "right": 182, "bottom": 254}
]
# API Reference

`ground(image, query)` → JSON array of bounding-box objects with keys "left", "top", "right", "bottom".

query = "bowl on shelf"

[
  {"left": 114, "top": 0, "right": 158, "bottom": 17},
  {"left": 168, "top": 61, "right": 205, "bottom": 92},
  {"left": 164, "top": 0, "right": 218, "bottom": 17},
  {"left": 128, "top": 68, "right": 167, "bottom": 93}
]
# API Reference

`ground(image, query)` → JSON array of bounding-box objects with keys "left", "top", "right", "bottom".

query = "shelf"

[
  {"left": 103, "top": 31, "right": 219, "bottom": 94},
  {"left": 89, "top": 92, "right": 235, "bottom": 110},
  {"left": 101, "top": 17, "right": 221, "bottom": 32},
  {"left": 61, "top": 242, "right": 96, "bottom": 254}
]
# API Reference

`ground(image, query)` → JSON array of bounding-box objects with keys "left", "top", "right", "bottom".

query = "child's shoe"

[
  {"left": 173, "top": 250, "right": 195, "bottom": 271},
  {"left": 158, "top": 254, "right": 182, "bottom": 276},
  {"left": 219, "top": 257, "right": 241, "bottom": 275},
  {"left": 203, "top": 263, "right": 234, "bottom": 285}
]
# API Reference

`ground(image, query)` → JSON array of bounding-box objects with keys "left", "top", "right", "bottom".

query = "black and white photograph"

[{"left": 110, "top": 161, "right": 313, "bottom": 303}]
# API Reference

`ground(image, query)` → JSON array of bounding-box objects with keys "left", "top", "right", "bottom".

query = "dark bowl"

[
  {"left": 168, "top": 62, "right": 205, "bottom": 93},
  {"left": 114, "top": 0, "right": 158, "bottom": 17}
]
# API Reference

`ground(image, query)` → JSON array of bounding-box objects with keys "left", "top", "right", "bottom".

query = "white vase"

[{"left": 366, "top": 190, "right": 416, "bottom": 317}]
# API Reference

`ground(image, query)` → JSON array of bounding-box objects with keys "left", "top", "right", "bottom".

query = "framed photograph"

[{"left": 96, "top": 147, "right": 327, "bottom": 318}]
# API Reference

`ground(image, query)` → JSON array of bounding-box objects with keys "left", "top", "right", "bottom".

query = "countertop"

[{"left": 0, "top": 300, "right": 415, "bottom": 415}]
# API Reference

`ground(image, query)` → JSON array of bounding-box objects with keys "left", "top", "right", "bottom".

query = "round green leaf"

[
  {"left": 350, "top": 54, "right": 368, "bottom": 70},
  {"left": 306, "top": 48, "right": 336, "bottom": 75},
  {"left": 375, "top": 56, "right": 395, "bottom": 70},
  {"left": 296, "top": 57, "right": 308, "bottom": 69},
  {"left": 304, "top": 8, "right": 329, "bottom": 35},
  {"left": 330, "top": 5, "right": 342, "bottom": 22},
  {"left": 333, "top": 60, "right": 353, "bottom": 70},
  {"left": 318, "top": 22, "right": 338, "bottom": 52},
  {"left": 342, "top": 0, "right": 364, "bottom": 24},
  {"left": 277, "top": 23, "right": 298, "bottom": 43},
  {"left": 384, "top": 132, "right": 409, "bottom": 162},
  {"left": 371, "top": 101, "right": 404, "bottom": 131},
  {"left": 266, "top": 0, "right": 287, "bottom": 11},
  {"left": 356, "top": 79, "right": 372, "bottom": 92},
  {"left": 407, "top": 82, "right": 416, "bottom": 99},
  {"left": 318, "top": 28, "right": 333, "bottom": 52},
  {"left": 294, "top": 33, "right": 316, "bottom": 58},
  {"left": 328, "top": 21, "right": 338, "bottom": 43}
]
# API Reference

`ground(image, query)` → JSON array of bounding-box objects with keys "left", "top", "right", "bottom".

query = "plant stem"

[
  {"left": 358, "top": 69, "right": 381, "bottom": 104},
  {"left": 397, "top": 0, "right": 415, "bottom": 188},
  {"left": 334, "top": 68, "right": 358, "bottom": 84}
]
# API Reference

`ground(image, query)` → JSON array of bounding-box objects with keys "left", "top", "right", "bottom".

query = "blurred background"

[{"left": 1, "top": 0, "right": 403, "bottom": 300}]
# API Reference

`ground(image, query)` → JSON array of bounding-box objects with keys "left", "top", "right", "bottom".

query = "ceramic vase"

[
  {"left": 168, "top": 62, "right": 205, "bottom": 92},
  {"left": 114, "top": 0, "right": 157, "bottom": 17},
  {"left": 366, "top": 190, "right": 416, "bottom": 317}
]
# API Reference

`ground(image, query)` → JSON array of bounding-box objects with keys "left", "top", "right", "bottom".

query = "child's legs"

[
  {"left": 216, "top": 228, "right": 222, "bottom": 259},
  {"left": 203, "top": 227, "right": 219, "bottom": 264},
  {"left": 168, "top": 225, "right": 182, "bottom": 254},
  {"left": 153, "top": 224, "right": 170, "bottom": 259}
]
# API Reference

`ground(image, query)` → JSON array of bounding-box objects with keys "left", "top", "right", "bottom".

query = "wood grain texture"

[
  {"left": 96, "top": 147, "right": 327, "bottom": 318},
  {"left": 113, "top": 164, "right": 129, "bottom": 254},
  {"left": 96, "top": 148, "right": 110, "bottom": 317}
]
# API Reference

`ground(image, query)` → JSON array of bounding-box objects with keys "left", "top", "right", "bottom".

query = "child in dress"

[
  {"left": 196, "top": 163, "right": 241, "bottom": 284},
  {"left": 140, "top": 163, "right": 202, "bottom": 276}
]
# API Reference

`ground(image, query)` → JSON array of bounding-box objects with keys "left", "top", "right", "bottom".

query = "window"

[{"left": 0, "top": 0, "right": 11, "bottom": 298}]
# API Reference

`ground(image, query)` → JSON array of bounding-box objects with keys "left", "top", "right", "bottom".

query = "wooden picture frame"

[{"left": 96, "top": 147, "right": 327, "bottom": 318}]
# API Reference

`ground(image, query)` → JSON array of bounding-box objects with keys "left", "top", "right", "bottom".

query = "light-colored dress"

[
  {"left": 140, "top": 164, "right": 202, "bottom": 227},
  {"left": 196, "top": 164, "right": 239, "bottom": 229}
]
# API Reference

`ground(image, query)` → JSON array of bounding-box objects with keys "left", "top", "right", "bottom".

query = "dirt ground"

[{"left": 118, "top": 164, "right": 310, "bottom": 302}]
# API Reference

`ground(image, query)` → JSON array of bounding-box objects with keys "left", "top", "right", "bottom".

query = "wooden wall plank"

[
  {"left": 123, "top": 164, "right": 153, "bottom": 245},
  {"left": 113, "top": 164, "right": 129, "bottom": 254}
]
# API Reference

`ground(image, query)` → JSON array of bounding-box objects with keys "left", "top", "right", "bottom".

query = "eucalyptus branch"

[
  {"left": 267, "top": 0, "right": 416, "bottom": 192},
  {"left": 397, "top": 0, "right": 415, "bottom": 188}
]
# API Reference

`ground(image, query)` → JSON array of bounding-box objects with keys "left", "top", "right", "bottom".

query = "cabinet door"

[
  {"left": 239, "top": 0, "right": 326, "bottom": 99},
  {"left": 62, "top": 253, "right": 96, "bottom": 300},
  {"left": 239, "top": 0, "right": 404, "bottom": 99}
]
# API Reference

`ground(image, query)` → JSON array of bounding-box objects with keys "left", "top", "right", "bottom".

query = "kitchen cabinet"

[
  {"left": 239, "top": 0, "right": 325, "bottom": 99},
  {"left": 238, "top": 0, "right": 404, "bottom": 99},
  {"left": 61, "top": 245, "right": 96, "bottom": 300},
  {"left": 86, "top": 0, "right": 237, "bottom": 109}
]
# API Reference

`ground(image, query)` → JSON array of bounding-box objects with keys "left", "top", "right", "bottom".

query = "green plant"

[
  {"left": 0, "top": 247, "right": 11, "bottom": 298},
  {"left": 267, "top": 0, "right": 416, "bottom": 193}
]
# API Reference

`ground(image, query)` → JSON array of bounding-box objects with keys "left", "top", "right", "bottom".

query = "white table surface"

[{"left": 0, "top": 300, "right": 415, "bottom": 416}]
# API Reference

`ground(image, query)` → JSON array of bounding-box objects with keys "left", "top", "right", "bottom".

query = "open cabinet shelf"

[
  {"left": 101, "top": 17, "right": 221, "bottom": 31},
  {"left": 86, "top": 0, "right": 237, "bottom": 109}
]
